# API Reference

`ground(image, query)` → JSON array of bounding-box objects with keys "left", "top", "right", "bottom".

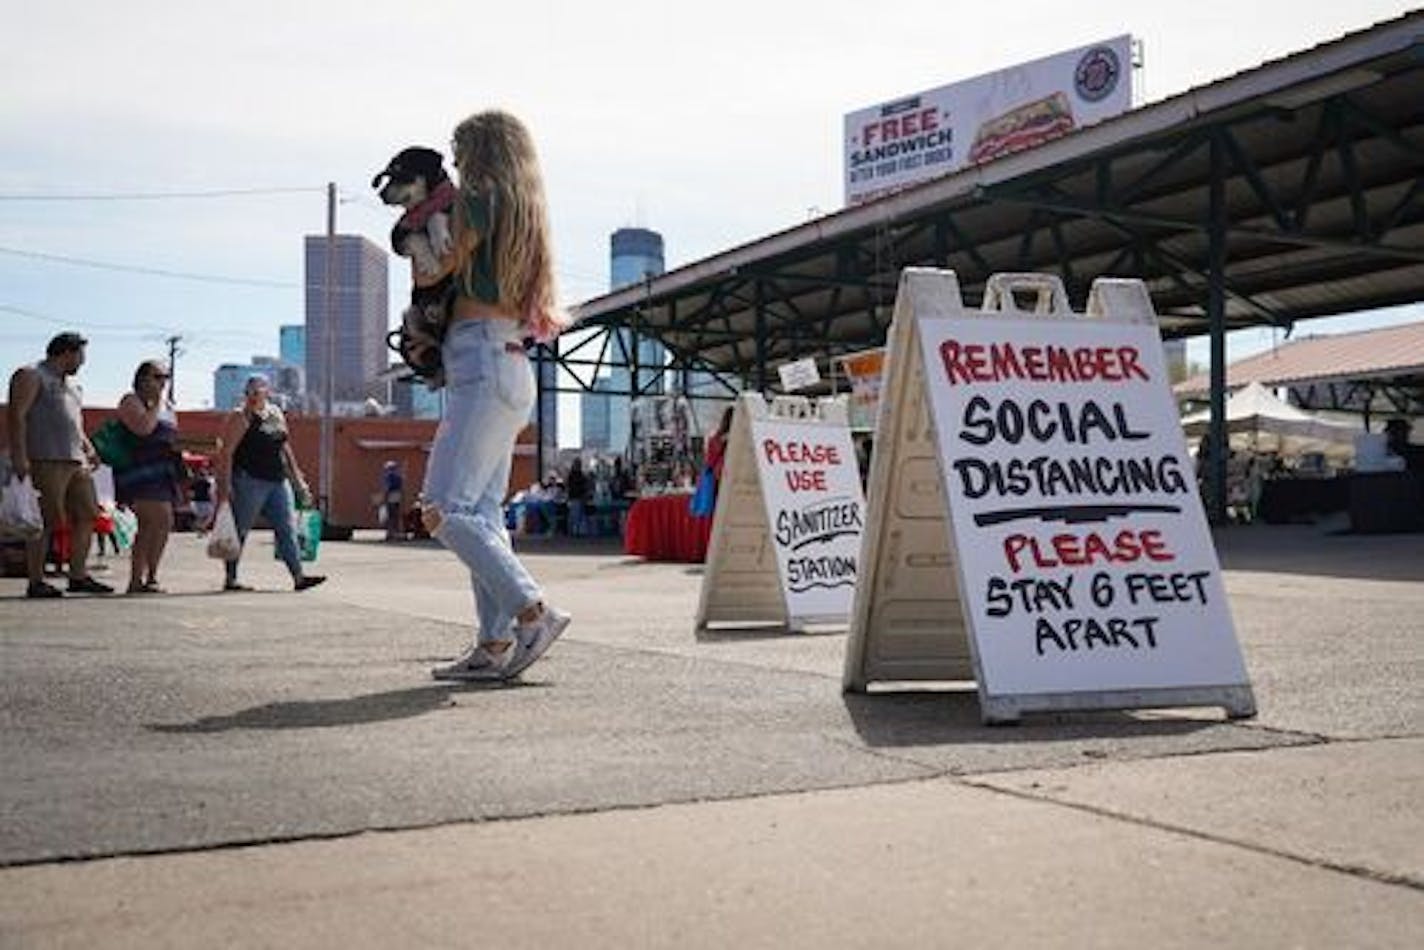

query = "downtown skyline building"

[
  {"left": 279, "top": 324, "right": 305, "bottom": 375},
  {"left": 212, "top": 355, "right": 302, "bottom": 412},
  {"left": 303, "top": 234, "right": 389, "bottom": 409},
  {"left": 580, "top": 227, "right": 668, "bottom": 454}
]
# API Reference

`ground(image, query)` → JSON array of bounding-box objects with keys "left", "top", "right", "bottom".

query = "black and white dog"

[
  {"left": 372, "top": 146, "right": 459, "bottom": 384},
  {"left": 372, "top": 146, "right": 457, "bottom": 281}
]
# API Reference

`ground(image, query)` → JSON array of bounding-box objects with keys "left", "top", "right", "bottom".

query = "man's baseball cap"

[{"left": 46, "top": 332, "right": 88, "bottom": 357}]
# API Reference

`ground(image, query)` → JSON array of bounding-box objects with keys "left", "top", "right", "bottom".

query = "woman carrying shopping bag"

[{"left": 213, "top": 375, "right": 325, "bottom": 593}]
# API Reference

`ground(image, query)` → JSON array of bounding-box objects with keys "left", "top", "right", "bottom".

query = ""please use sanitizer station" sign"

[{"left": 697, "top": 394, "right": 866, "bottom": 635}]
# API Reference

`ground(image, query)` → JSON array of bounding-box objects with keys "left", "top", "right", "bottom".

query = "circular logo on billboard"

[{"left": 1075, "top": 46, "right": 1122, "bottom": 103}]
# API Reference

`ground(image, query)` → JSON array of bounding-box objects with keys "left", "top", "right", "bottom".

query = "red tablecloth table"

[{"left": 623, "top": 493, "right": 713, "bottom": 562}]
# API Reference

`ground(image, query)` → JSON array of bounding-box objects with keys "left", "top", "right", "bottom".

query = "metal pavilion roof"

[
  {"left": 1174, "top": 319, "right": 1424, "bottom": 415},
  {"left": 566, "top": 11, "right": 1424, "bottom": 396}
]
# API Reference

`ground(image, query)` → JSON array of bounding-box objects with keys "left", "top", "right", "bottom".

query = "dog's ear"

[
  {"left": 373, "top": 149, "right": 407, "bottom": 189},
  {"left": 372, "top": 158, "right": 393, "bottom": 190},
  {"left": 375, "top": 147, "right": 422, "bottom": 188},
  {"left": 410, "top": 147, "right": 447, "bottom": 184}
]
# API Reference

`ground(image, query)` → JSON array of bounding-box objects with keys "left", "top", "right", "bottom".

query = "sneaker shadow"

[{"left": 146, "top": 682, "right": 525, "bottom": 734}]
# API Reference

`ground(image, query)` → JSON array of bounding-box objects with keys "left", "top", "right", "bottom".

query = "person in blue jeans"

[
  {"left": 415, "top": 109, "right": 573, "bottom": 682},
  {"left": 381, "top": 460, "right": 404, "bottom": 541},
  {"left": 214, "top": 375, "right": 325, "bottom": 593}
]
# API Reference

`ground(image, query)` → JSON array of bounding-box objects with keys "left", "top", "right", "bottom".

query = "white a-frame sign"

[
  {"left": 696, "top": 392, "right": 867, "bottom": 634},
  {"left": 844, "top": 269, "right": 1255, "bottom": 724}
]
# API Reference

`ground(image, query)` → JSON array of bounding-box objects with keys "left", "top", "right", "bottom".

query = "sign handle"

[{"left": 982, "top": 273, "right": 1073, "bottom": 316}]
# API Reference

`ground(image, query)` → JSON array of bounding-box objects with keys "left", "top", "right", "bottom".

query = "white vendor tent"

[{"left": 1181, "top": 382, "right": 1359, "bottom": 458}]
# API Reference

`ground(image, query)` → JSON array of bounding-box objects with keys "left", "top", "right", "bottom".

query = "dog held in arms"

[{"left": 373, "top": 146, "right": 458, "bottom": 385}]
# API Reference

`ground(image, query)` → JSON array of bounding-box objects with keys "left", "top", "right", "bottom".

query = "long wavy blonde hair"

[{"left": 451, "top": 110, "right": 569, "bottom": 341}]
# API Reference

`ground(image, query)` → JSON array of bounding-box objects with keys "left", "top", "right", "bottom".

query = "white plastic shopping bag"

[
  {"left": 111, "top": 506, "right": 138, "bottom": 552},
  {"left": 205, "top": 501, "right": 242, "bottom": 560},
  {"left": 0, "top": 475, "right": 44, "bottom": 540}
]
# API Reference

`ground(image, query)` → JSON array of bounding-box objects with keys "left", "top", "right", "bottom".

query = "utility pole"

[
  {"left": 319, "top": 183, "right": 336, "bottom": 523},
  {"left": 164, "top": 334, "right": 183, "bottom": 404}
]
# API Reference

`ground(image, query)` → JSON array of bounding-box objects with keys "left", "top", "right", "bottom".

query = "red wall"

[{"left": 0, "top": 407, "right": 537, "bottom": 528}]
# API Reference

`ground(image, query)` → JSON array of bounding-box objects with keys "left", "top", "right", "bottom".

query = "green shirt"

[{"left": 459, "top": 190, "right": 500, "bottom": 304}]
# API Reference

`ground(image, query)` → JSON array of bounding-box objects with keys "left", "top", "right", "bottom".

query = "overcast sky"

[{"left": 3, "top": 1, "right": 1419, "bottom": 432}]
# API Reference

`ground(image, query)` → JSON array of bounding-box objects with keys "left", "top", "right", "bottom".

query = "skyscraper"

[
  {"left": 611, "top": 227, "right": 729, "bottom": 436},
  {"left": 214, "top": 363, "right": 269, "bottom": 413},
  {"left": 580, "top": 375, "right": 618, "bottom": 452},
  {"left": 276, "top": 324, "right": 307, "bottom": 402},
  {"left": 304, "top": 234, "right": 389, "bottom": 406},
  {"left": 213, "top": 356, "right": 303, "bottom": 412},
  {"left": 279, "top": 324, "right": 305, "bottom": 368},
  {"left": 581, "top": 227, "right": 667, "bottom": 453},
  {"left": 610, "top": 227, "right": 664, "bottom": 290}
]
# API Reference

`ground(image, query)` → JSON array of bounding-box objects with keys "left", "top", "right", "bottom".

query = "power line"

[
  {"left": 0, "top": 302, "right": 168, "bottom": 334},
  {"left": 0, "top": 246, "right": 296, "bottom": 288},
  {"left": 0, "top": 303, "right": 273, "bottom": 344},
  {"left": 0, "top": 186, "right": 323, "bottom": 202}
]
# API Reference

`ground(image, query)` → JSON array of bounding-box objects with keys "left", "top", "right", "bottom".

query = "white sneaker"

[
  {"left": 504, "top": 606, "right": 571, "bottom": 678},
  {"left": 431, "top": 643, "right": 515, "bottom": 682}
]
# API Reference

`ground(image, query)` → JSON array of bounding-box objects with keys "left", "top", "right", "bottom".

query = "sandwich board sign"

[
  {"left": 843, "top": 268, "right": 1255, "bottom": 724},
  {"left": 696, "top": 392, "right": 866, "bottom": 634}
]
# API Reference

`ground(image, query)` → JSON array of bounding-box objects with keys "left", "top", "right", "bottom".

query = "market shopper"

[
  {"left": 565, "top": 456, "right": 591, "bottom": 536},
  {"left": 420, "top": 109, "right": 572, "bottom": 682},
  {"left": 5, "top": 332, "right": 112, "bottom": 597},
  {"left": 706, "top": 406, "right": 733, "bottom": 491},
  {"left": 113, "top": 360, "right": 181, "bottom": 593},
  {"left": 381, "top": 460, "right": 404, "bottom": 541},
  {"left": 214, "top": 375, "right": 325, "bottom": 593}
]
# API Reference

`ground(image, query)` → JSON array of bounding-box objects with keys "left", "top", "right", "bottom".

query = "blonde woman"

[{"left": 421, "top": 110, "right": 573, "bottom": 681}]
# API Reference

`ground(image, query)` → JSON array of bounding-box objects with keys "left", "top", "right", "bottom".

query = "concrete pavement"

[{"left": 0, "top": 525, "right": 1420, "bottom": 947}]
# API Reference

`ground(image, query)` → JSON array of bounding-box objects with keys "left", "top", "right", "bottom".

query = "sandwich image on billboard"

[
  {"left": 844, "top": 35, "right": 1132, "bottom": 206},
  {"left": 968, "top": 92, "right": 1076, "bottom": 165}
]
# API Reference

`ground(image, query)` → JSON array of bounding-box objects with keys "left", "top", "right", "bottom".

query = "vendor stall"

[
  {"left": 623, "top": 492, "right": 711, "bottom": 562},
  {"left": 1181, "top": 382, "right": 1359, "bottom": 459}
]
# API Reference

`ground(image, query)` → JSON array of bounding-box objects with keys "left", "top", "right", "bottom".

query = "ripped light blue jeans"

[{"left": 423, "top": 318, "right": 542, "bottom": 646}]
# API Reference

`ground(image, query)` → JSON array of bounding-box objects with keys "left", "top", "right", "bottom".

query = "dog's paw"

[
  {"left": 427, "top": 213, "right": 453, "bottom": 259},
  {"left": 403, "top": 234, "right": 441, "bottom": 277}
]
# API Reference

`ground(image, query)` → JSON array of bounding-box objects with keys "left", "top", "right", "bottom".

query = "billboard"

[{"left": 844, "top": 36, "right": 1133, "bottom": 205}]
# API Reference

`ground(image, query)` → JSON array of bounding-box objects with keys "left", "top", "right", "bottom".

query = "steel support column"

[
  {"left": 630, "top": 303, "right": 641, "bottom": 403},
  {"left": 535, "top": 342, "right": 547, "bottom": 479},
  {"left": 754, "top": 280, "right": 768, "bottom": 394}
]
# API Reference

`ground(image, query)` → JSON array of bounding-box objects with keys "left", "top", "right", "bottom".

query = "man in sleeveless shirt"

[{"left": 6, "top": 333, "right": 113, "bottom": 597}]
